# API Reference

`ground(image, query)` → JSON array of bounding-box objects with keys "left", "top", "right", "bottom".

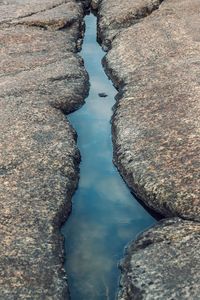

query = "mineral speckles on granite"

[
  {"left": 98, "top": 0, "right": 200, "bottom": 221},
  {"left": 0, "top": 0, "right": 88, "bottom": 298},
  {"left": 0, "top": 0, "right": 79, "bottom": 24},
  {"left": 118, "top": 218, "right": 200, "bottom": 300},
  {"left": 10, "top": 2, "right": 83, "bottom": 29},
  {"left": 95, "top": 0, "right": 200, "bottom": 298},
  {"left": 96, "top": 0, "right": 164, "bottom": 49}
]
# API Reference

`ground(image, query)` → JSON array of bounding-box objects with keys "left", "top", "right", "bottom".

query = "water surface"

[{"left": 62, "top": 14, "right": 156, "bottom": 300}]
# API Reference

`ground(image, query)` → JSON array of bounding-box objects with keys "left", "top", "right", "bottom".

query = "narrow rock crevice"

[
  {"left": 61, "top": 12, "right": 156, "bottom": 300},
  {"left": 95, "top": 0, "right": 165, "bottom": 50}
]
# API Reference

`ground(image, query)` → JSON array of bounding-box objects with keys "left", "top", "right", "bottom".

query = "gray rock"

[
  {"left": 119, "top": 218, "right": 200, "bottom": 300},
  {"left": 95, "top": 0, "right": 200, "bottom": 298},
  {"left": 96, "top": 0, "right": 164, "bottom": 50},
  {"left": 97, "top": 0, "right": 200, "bottom": 221},
  {"left": 0, "top": 0, "right": 89, "bottom": 298},
  {"left": 98, "top": 92, "right": 108, "bottom": 97}
]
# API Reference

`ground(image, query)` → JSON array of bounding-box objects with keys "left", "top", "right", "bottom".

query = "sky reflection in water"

[{"left": 62, "top": 14, "right": 156, "bottom": 300}]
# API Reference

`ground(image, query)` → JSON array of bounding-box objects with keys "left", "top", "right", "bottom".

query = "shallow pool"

[{"left": 61, "top": 13, "right": 156, "bottom": 300}]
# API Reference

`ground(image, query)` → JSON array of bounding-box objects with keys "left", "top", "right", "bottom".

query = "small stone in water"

[{"left": 98, "top": 92, "right": 108, "bottom": 97}]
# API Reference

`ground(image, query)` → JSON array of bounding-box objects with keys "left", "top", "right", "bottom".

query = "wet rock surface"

[
  {"left": 0, "top": 0, "right": 88, "bottom": 298},
  {"left": 95, "top": 0, "right": 200, "bottom": 298},
  {"left": 119, "top": 218, "right": 200, "bottom": 300}
]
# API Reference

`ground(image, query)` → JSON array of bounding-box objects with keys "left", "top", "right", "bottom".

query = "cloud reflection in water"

[{"left": 62, "top": 14, "right": 156, "bottom": 300}]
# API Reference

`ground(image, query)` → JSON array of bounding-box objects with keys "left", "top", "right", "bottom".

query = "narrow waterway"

[{"left": 62, "top": 14, "right": 156, "bottom": 300}]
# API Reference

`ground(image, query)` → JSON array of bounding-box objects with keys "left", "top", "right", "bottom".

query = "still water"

[{"left": 62, "top": 14, "right": 156, "bottom": 300}]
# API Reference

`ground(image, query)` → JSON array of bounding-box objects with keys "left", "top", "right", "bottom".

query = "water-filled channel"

[{"left": 62, "top": 13, "right": 156, "bottom": 300}]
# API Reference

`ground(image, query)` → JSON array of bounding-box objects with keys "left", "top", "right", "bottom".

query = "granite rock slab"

[
  {"left": 96, "top": 0, "right": 164, "bottom": 50},
  {"left": 0, "top": 0, "right": 88, "bottom": 298},
  {"left": 95, "top": 0, "right": 200, "bottom": 298},
  {"left": 118, "top": 218, "right": 200, "bottom": 300},
  {"left": 97, "top": 0, "right": 200, "bottom": 221}
]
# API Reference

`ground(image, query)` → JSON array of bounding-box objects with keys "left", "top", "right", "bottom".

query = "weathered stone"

[
  {"left": 96, "top": 0, "right": 164, "bottom": 50},
  {"left": 119, "top": 218, "right": 200, "bottom": 300},
  {"left": 0, "top": 0, "right": 89, "bottom": 298},
  {"left": 0, "top": 0, "right": 73, "bottom": 24},
  {"left": 97, "top": 0, "right": 200, "bottom": 221},
  {"left": 10, "top": 2, "right": 83, "bottom": 30},
  {"left": 96, "top": 0, "right": 200, "bottom": 298}
]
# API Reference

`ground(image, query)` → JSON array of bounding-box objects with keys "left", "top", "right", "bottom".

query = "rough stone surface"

[
  {"left": 97, "top": 0, "right": 200, "bottom": 221},
  {"left": 96, "top": 0, "right": 164, "bottom": 50},
  {"left": 118, "top": 218, "right": 200, "bottom": 300},
  {"left": 0, "top": 0, "right": 89, "bottom": 299},
  {"left": 96, "top": 0, "right": 200, "bottom": 298}
]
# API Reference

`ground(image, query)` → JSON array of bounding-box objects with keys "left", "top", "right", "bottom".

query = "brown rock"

[
  {"left": 96, "top": 0, "right": 164, "bottom": 50},
  {"left": 96, "top": 0, "right": 200, "bottom": 298},
  {"left": 97, "top": 0, "right": 200, "bottom": 221},
  {"left": 0, "top": 0, "right": 89, "bottom": 298}
]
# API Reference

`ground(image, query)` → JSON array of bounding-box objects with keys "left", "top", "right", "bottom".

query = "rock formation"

[
  {"left": 94, "top": 0, "right": 200, "bottom": 298},
  {"left": 0, "top": 0, "right": 89, "bottom": 298},
  {"left": 119, "top": 218, "right": 200, "bottom": 299},
  {"left": 1, "top": 0, "right": 200, "bottom": 298}
]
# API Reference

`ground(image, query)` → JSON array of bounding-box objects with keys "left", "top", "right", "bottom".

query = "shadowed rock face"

[
  {"left": 95, "top": 0, "right": 200, "bottom": 298},
  {"left": 119, "top": 218, "right": 200, "bottom": 300},
  {"left": 0, "top": 0, "right": 89, "bottom": 298}
]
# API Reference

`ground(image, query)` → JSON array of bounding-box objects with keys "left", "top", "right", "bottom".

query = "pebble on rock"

[{"left": 98, "top": 92, "right": 108, "bottom": 97}]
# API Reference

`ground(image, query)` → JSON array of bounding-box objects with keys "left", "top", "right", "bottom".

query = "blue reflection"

[{"left": 62, "top": 14, "right": 156, "bottom": 300}]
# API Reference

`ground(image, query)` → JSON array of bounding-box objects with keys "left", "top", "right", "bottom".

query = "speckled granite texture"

[
  {"left": 96, "top": 0, "right": 200, "bottom": 221},
  {"left": 95, "top": 0, "right": 164, "bottom": 50},
  {"left": 0, "top": 0, "right": 89, "bottom": 298},
  {"left": 95, "top": 0, "right": 200, "bottom": 298},
  {"left": 119, "top": 218, "right": 200, "bottom": 300}
]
